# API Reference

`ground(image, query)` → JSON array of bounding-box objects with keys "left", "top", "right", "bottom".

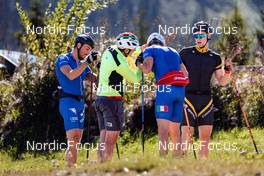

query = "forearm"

[
  {"left": 138, "top": 62, "right": 151, "bottom": 74},
  {"left": 180, "top": 63, "right": 188, "bottom": 77},
  {"left": 67, "top": 63, "right": 88, "bottom": 80}
]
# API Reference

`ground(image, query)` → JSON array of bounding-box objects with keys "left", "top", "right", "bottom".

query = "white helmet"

[
  {"left": 116, "top": 32, "right": 139, "bottom": 49},
  {"left": 147, "top": 32, "right": 165, "bottom": 46}
]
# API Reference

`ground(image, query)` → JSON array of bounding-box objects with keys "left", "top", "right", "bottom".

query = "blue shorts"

[
  {"left": 59, "top": 97, "right": 85, "bottom": 131},
  {"left": 155, "top": 85, "right": 185, "bottom": 123}
]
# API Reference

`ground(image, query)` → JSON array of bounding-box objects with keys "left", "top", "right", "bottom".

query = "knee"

[
  {"left": 74, "top": 134, "right": 82, "bottom": 142},
  {"left": 105, "top": 137, "right": 117, "bottom": 146},
  {"left": 68, "top": 134, "right": 81, "bottom": 144},
  {"left": 169, "top": 127, "right": 180, "bottom": 135},
  {"left": 158, "top": 130, "right": 169, "bottom": 139},
  {"left": 105, "top": 140, "right": 116, "bottom": 149},
  {"left": 199, "top": 135, "right": 211, "bottom": 143}
]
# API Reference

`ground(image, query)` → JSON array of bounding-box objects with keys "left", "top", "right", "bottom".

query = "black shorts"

[
  {"left": 95, "top": 96, "right": 125, "bottom": 131},
  {"left": 182, "top": 94, "right": 214, "bottom": 127}
]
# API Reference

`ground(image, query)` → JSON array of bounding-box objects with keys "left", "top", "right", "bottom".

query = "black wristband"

[
  {"left": 224, "top": 65, "right": 231, "bottom": 71},
  {"left": 85, "top": 57, "right": 92, "bottom": 65},
  {"left": 224, "top": 65, "right": 232, "bottom": 74}
]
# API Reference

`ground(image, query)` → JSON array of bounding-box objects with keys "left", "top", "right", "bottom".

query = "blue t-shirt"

[
  {"left": 143, "top": 45, "right": 182, "bottom": 81},
  {"left": 55, "top": 52, "right": 91, "bottom": 96}
]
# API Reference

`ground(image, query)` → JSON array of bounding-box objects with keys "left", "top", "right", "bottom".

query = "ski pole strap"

[{"left": 156, "top": 70, "right": 189, "bottom": 86}]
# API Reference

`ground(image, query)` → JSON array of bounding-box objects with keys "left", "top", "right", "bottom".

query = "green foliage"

[
  {"left": 212, "top": 69, "right": 264, "bottom": 130},
  {"left": 212, "top": 84, "right": 242, "bottom": 130},
  {"left": 212, "top": 6, "right": 263, "bottom": 130},
  {"left": 213, "top": 6, "right": 251, "bottom": 65},
  {"left": 16, "top": 0, "right": 113, "bottom": 62},
  {"left": 256, "top": 10, "right": 264, "bottom": 39},
  {"left": 124, "top": 72, "right": 155, "bottom": 105},
  {"left": 133, "top": 9, "right": 149, "bottom": 44},
  {"left": 238, "top": 71, "right": 264, "bottom": 127},
  {"left": 16, "top": 3, "right": 40, "bottom": 56},
  {"left": 0, "top": 81, "right": 17, "bottom": 121},
  {"left": 1, "top": 128, "right": 264, "bottom": 175},
  {"left": 1, "top": 0, "right": 263, "bottom": 161},
  {"left": 0, "top": 62, "right": 64, "bottom": 158},
  {"left": 119, "top": 130, "right": 133, "bottom": 145},
  {"left": 0, "top": 0, "right": 114, "bottom": 157}
]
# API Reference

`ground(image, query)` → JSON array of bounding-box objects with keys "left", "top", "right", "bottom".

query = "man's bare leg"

[
  {"left": 198, "top": 125, "right": 213, "bottom": 159},
  {"left": 97, "top": 129, "right": 106, "bottom": 162},
  {"left": 157, "top": 119, "right": 169, "bottom": 156},
  {"left": 181, "top": 126, "right": 194, "bottom": 156},
  {"left": 103, "top": 131, "right": 120, "bottom": 161},
  {"left": 168, "top": 122, "right": 181, "bottom": 157},
  {"left": 65, "top": 129, "right": 83, "bottom": 167}
]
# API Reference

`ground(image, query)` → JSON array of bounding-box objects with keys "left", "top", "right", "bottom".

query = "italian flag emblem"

[{"left": 157, "top": 105, "right": 169, "bottom": 112}]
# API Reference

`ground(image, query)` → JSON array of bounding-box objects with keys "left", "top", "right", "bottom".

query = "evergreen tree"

[
  {"left": 213, "top": 6, "right": 251, "bottom": 65},
  {"left": 15, "top": 0, "right": 46, "bottom": 50}
]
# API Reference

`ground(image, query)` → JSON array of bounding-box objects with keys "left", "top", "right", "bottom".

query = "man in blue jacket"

[
  {"left": 55, "top": 34, "right": 97, "bottom": 167},
  {"left": 137, "top": 33, "right": 188, "bottom": 157}
]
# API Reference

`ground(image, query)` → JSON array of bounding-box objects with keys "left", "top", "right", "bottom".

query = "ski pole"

[
  {"left": 232, "top": 76, "right": 259, "bottom": 154},
  {"left": 86, "top": 76, "right": 93, "bottom": 159},
  {"left": 141, "top": 72, "right": 145, "bottom": 154},
  {"left": 228, "top": 46, "right": 258, "bottom": 154},
  {"left": 183, "top": 105, "right": 197, "bottom": 159}
]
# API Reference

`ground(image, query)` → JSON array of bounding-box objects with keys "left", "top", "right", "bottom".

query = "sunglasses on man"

[{"left": 193, "top": 33, "right": 207, "bottom": 39}]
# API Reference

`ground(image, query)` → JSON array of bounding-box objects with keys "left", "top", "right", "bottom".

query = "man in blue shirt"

[
  {"left": 137, "top": 33, "right": 188, "bottom": 157},
  {"left": 55, "top": 34, "right": 98, "bottom": 167}
]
